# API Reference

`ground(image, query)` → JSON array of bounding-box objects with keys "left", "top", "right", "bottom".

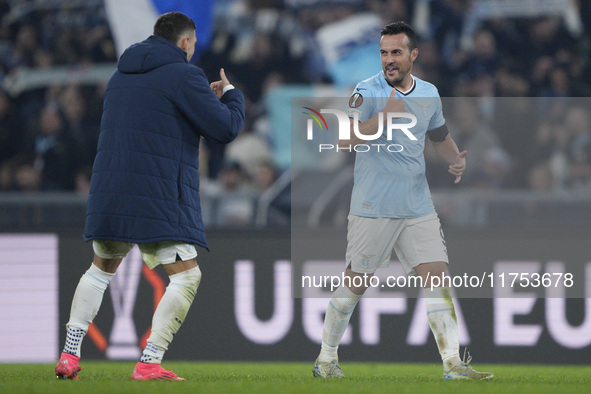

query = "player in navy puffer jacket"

[
  {"left": 84, "top": 28, "right": 244, "bottom": 250},
  {"left": 55, "top": 12, "right": 245, "bottom": 381}
]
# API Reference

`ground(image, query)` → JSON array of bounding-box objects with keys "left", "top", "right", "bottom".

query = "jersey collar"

[{"left": 383, "top": 72, "right": 416, "bottom": 96}]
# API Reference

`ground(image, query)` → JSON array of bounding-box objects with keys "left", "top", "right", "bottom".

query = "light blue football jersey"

[{"left": 345, "top": 71, "right": 445, "bottom": 218}]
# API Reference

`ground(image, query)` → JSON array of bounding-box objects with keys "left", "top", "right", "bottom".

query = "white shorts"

[
  {"left": 345, "top": 213, "right": 448, "bottom": 275},
  {"left": 93, "top": 240, "right": 198, "bottom": 270}
]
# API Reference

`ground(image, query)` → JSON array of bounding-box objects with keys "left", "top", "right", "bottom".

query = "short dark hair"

[
  {"left": 381, "top": 22, "right": 417, "bottom": 50},
  {"left": 153, "top": 12, "right": 196, "bottom": 44}
]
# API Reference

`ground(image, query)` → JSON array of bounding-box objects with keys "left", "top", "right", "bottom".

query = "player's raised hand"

[
  {"left": 210, "top": 80, "right": 223, "bottom": 98},
  {"left": 449, "top": 150, "right": 467, "bottom": 184},
  {"left": 219, "top": 68, "right": 230, "bottom": 87},
  {"left": 210, "top": 68, "right": 232, "bottom": 99},
  {"left": 384, "top": 89, "right": 408, "bottom": 114}
]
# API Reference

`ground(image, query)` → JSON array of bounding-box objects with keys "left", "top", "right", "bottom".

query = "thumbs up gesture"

[
  {"left": 210, "top": 68, "right": 232, "bottom": 99},
  {"left": 384, "top": 88, "right": 408, "bottom": 114},
  {"left": 449, "top": 150, "right": 468, "bottom": 184}
]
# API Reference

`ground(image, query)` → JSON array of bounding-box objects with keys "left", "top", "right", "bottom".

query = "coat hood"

[{"left": 117, "top": 35, "right": 188, "bottom": 74}]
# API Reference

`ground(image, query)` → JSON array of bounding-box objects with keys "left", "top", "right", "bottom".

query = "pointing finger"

[{"left": 220, "top": 68, "right": 229, "bottom": 83}]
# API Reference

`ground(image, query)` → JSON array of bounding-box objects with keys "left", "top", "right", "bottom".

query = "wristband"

[{"left": 222, "top": 84, "right": 235, "bottom": 95}]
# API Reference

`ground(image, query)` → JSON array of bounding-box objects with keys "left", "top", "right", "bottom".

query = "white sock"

[
  {"left": 64, "top": 264, "right": 114, "bottom": 357},
  {"left": 318, "top": 286, "right": 361, "bottom": 363},
  {"left": 63, "top": 326, "right": 84, "bottom": 358},
  {"left": 140, "top": 342, "right": 166, "bottom": 364},
  {"left": 424, "top": 286, "right": 461, "bottom": 371},
  {"left": 145, "top": 266, "right": 201, "bottom": 354}
]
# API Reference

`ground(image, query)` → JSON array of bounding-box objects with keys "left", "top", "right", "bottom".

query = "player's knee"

[
  {"left": 347, "top": 284, "right": 368, "bottom": 296},
  {"left": 344, "top": 267, "right": 374, "bottom": 295},
  {"left": 169, "top": 266, "right": 202, "bottom": 298}
]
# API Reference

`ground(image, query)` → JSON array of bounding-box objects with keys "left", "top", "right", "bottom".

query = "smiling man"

[{"left": 313, "top": 22, "right": 493, "bottom": 381}]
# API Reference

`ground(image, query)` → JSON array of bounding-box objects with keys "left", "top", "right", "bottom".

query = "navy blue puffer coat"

[{"left": 84, "top": 35, "right": 245, "bottom": 250}]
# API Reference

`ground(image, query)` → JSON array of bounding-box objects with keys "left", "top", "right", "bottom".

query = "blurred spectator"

[
  {"left": 539, "top": 67, "right": 571, "bottom": 97},
  {"left": 491, "top": 98, "right": 535, "bottom": 187},
  {"left": 471, "top": 147, "right": 511, "bottom": 190},
  {"left": 454, "top": 29, "right": 499, "bottom": 82},
  {"left": 232, "top": 32, "right": 285, "bottom": 103},
  {"left": 225, "top": 129, "right": 274, "bottom": 180},
  {"left": 528, "top": 121, "right": 570, "bottom": 190},
  {"left": 430, "top": 0, "right": 470, "bottom": 66},
  {"left": 13, "top": 160, "right": 41, "bottom": 192},
  {"left": 455, "top": 72, "right": 495, "bottom": 98},
  {"left": 58, "top": 85, "right": 100, "bottom": 168},
  {"left": 218, "top": 162, "right": 250, "bottom": 193},
  {"left": 0, "top": 154, "right": 42, "bottom": 192},
  {"left": 426, "top": 98, "right": 508, "bottom": 188},
  {"left": 411, "top": 40, "right": 452, "bottom": 95},
  {"left": 13, "top": 25, "right": 39, "bottom": 67},
  {"left": 206, "top": 161, "right": 256, "bottom": 227},
  {"left": 565, "top": 106, "right": 591, "bottom": 190},
  {"left": 528, "top": 162, "right": 554, "bottom": 191},
  {"left": 254, "top": 161, "right": 278, "bottom": 193},
  {"left": 495, "top": 65, "right": 531, "bottom": 96},
  {"left": 447, "top": 99, "right": 505, "bottom": 183},
  {"left": 531, "top": 56, "right": 555, "bottom": 93},
  {"left": 31, "top": 104, "right": 79, "bottom": 190},
  {"left": 565, "top": 106, "right": 591, "bottom": 154},
  {"left": 74, "top": 165, "right": 92, "bottom": 196},
  {"left": 369, "top": 0, "right": 411, "bottom": 25},
  {"left": 0, "top": 88, "right": 19, "bottom": 168},
  {"left": 569, "top": 150, "right": 591, "bottom": 192},
  {"left": 524, "top": 17, "right": 574, "bottom": 62}
]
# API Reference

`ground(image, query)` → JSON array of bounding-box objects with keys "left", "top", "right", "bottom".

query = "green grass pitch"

[{"left": 1, "top": 362, "right": 590, "bottom": 393}]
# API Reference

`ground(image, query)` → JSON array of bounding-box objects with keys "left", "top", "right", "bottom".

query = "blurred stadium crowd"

[{"left": 1, "top": 0, "right": 591, "bottom": 222}]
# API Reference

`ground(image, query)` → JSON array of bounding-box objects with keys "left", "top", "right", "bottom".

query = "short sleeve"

[
  {"left": 427, "top": 95, "right": 445, "bottom": 131},
  {"left": 346, "top": 82, "right": 374, "bottom": 123}
]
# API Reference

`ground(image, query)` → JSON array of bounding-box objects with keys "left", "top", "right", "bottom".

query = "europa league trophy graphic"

[{"left": 106, "top": 247, "right": 142, "bottom": 359}]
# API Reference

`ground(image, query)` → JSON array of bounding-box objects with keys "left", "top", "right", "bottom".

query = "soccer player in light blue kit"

[{"left": 313, "top": 22, "right": 493, "bottom": 380}]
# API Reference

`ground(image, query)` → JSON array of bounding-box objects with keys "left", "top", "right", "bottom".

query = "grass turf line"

[{"left": 1, "top": 362, "right": 590, "bottom": 393}]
